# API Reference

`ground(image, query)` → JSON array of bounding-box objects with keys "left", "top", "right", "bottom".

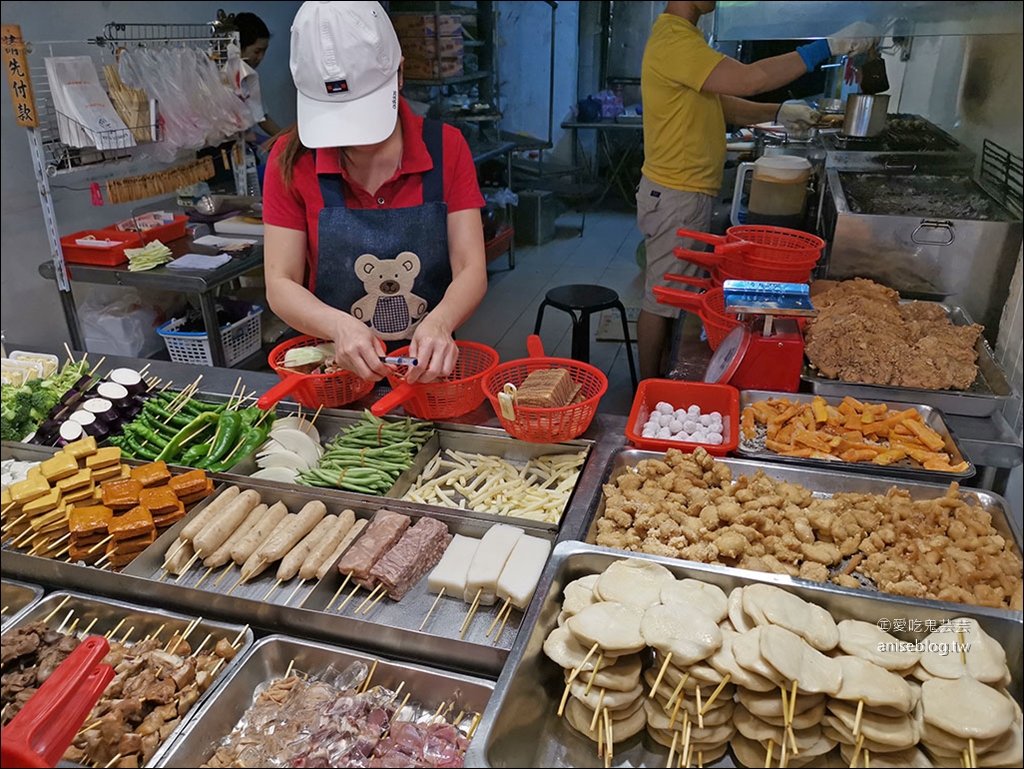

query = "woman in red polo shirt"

[{"left": 263, "top": 1, "right": 487, "bottom": 384}]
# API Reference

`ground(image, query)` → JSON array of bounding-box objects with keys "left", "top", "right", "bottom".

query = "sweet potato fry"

[
  {"left": 902, "top": 419, "right": 946, "bottom": 452},
  {"left": 793, "top": 430, "right": 834, "bottom": 454},
  {"left": 779, "top": 447, "right": 816, "bottom": 458},
  {"left": 812, "top": 397, "right": 830, "bottom": 424},
  {"left": 871, "top": 449, "right": 907, "bottom": 466},
  {"left": 741, "top": 407, "right": 756, "bottom": 440},
  {"left": 840, "top": 448, "right": 879, "bottom": 463},
  {"left": 769, "top": 403, "right": 802, "bottom": 426},
  {"left": 766, "top": 439, "right": 799, "bottom": 454}
]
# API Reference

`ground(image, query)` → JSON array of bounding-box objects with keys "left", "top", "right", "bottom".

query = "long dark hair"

[{"left": 269, "top": 126, "right": 309, "bottom": 189}]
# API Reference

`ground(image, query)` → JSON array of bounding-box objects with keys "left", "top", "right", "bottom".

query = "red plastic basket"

[
  {"left": 258, "top": 335, "right": 376, "bottom": 410},
  {"left": 653, "top": 277, "right": 743, "bottom": 351},
  {"left": 482, "top": 336, "right": 608, "bottom": 443},
  {"left": 625, "top": 379, "right": 739, "bottom": 456},
  {"left": 372, "top": 341, "right": 500, "bottom": 420},
  {"left": 673, "top": 248, "right": 815, "bottom": 285},
  {"left": 676, "top": 225, "right": 824, "bottom": 273},
  {"left": 103, "top": 214, "right": 189, "bottom": 245}
]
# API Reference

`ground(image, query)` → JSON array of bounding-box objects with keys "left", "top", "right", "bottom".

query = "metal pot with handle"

[{"left": 842, "top": 93, "right": 890, "bottom": 137}]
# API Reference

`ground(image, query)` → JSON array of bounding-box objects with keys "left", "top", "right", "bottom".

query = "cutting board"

[{"left": 213, "top": 215, "right": 265, "bottom": 237}]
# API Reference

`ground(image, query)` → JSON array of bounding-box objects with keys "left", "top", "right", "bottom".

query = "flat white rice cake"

[
  {"left": 921, "top": 676, "right": 1015, "bottom": 741},
  {"left": 640, "top": 602, "right": 722, "bottom": 665},
  {"left": 543, "top": 624, "right": 618, "bottom": 671},
  {"left": 837, "top": 618, "right": 920, "bottom": 671},
  {"left": 566, "top": 601, "right": 646, "bottom": 655},
  {"left": 563, "top": 695, "right": 647, "bottom": 744},
  {"left": 736, "top": 687, "right": 826, "bottom": 720},
  {"left": 742, "top": 583, "right": 839, "bottom": 651},
  {"left": 833, "top": 655, "right": 916, "bottom": 712},
  {"left": 561, "top": 573, "right": 599, "bottom": 616},
  {"left": 827, "top": 700, "right": 920, "bottom": 749},
  {"left": 706, "top": 629, "right": 778, "bottom": 693},
  {"left": 731, "top": 627, "right": 785, "bottom": 685},
  {"left": 918, "top": 618, "right": 1009, "bottom": 684},
  {"left": 594, "top": 557, "right": 675, "bottom": 609},
  {"left": 759, "top": 624, "right": 843, "bottom": 696},
  {"left": 564, "top": 653, "right": 642, "bottom": 692},
  {"left": 659, "top": 578, "right": 728, "bottom": 623}
]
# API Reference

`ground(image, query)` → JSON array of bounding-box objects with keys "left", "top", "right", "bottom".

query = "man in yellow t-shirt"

[{"left": 636, "top": 1, "right": 878, "bottom": 379}]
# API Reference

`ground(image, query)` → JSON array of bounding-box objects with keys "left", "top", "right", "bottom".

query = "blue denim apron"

[{"left": 314, "top": 119, "right": 451, "bottom": 343}]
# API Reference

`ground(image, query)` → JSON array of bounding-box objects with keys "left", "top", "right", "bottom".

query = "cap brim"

[{"left": 297, "top": 71, "right": 399, "bottom": 148}]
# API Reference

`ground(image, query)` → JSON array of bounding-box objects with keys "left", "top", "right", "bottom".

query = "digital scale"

[{"left": 704, "top": 281, "right": 817, "bottom": 393}]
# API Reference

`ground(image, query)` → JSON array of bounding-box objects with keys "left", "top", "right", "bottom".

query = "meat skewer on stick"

[
  {"left": 243, "top": 500, "right": 328, "bottom": 585},
  {"left": 360, "top": 659, "right": 379, "bottom": 693},
  {"left": 355, "top": 584, "right": 384, "bottom": 615},
  {"left": 361, "top": 586, "right": 388, "bottom": 615},
  {"left": 42, "top": 595, "right": 72, "bottom": 623},
  {"left": 56, "top": 609, "right": 75, "bottom": 634}
]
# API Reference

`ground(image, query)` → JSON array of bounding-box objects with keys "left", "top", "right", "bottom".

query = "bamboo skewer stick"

[
  {"left": 849, "top": 733, "right": 866, "bottom": 768},
  {"left": 420, "top": 586, "right": 444, "bottom": 630},
  {"left": 103, "top": 752, "right": 123, "bottom": 768},
  {"left": 56, "top": 609, "right": 75, "bottom": 634},
  {"left": 226, "top": 572, "right": 247, "bottom": 596},
  {"left": 495, "top": 603, "right": 513, "bottom": 643},
  {"left": 584, "top": 653, "right": 603, "bottom": 697},
  {"left": 362, "top": 587, "right": 387, "bottom": 615},
  {"left": 173, "top": 551, "right": 201, "bottom": 581},
  {"left": 120, "top": 626, "right": 135, "bottom": 644},
  {"left": 667, "top": 729, "right": 679, "bottom": 769},
  {"left": 588, "top": 687, "right": 606, "bottom": 732},
  {"left": 557, "top": 642, "right": 599, "bottom": 717},
  {"left": 79, "top": 617, "right": 99, "bottom": 638},
  {"left": 285, "top": 659, "right": 296, "bottom": 679},
  {"left": 459, "top": 588, "right": 483, "bottom": 639},
  {"left": 213, "top": 563, "right": 235, "bottom": 587},
  {"left": 167, "top": 617, "right": 201, "bottom": 655},
  {"left": 765, "top": 738, "right": 774, "bottom": 769},
  {"left": 145, "top": 623, "right": 166, "bottom": 643},
  {"left": 969, "top": 737, "right": 977, "bottom": 767},
  {"left": 700, "top": 672, "right": 730, "bottom": 715},
  {"left": 43, "top": 595, "right": 72, "bottom": 623},
  {"left": 360, "top": 659, "right": 379, "bottom": 693},
  {"left": 853, "top": 699, "right": 864, "bottom": 738},
  {"left": 337, "top": 582, "right": 362, "bottom": 612},
  {"left": 605, "top": 707, "right": 613, "bottom": 763},
  {"left": 190, "top": 633, "right": 213, "bottom": 659},
  {"left": 669, "top": 685, "right": 686, "bottom": 730},
  {"left": 355, "top": 585, "right": 383, "bottom": 614},
  {"left": 326, "top": 573, "right": 354, "bottom": 611},
  {"left": 104, "top": 618, "right": 126, "bottom": 640},
  {"left": 486, "top": 598, "right": 511, "bottom": 637},
  {"left": 285, "top": 579, "right": 308, "bottom": 606},
  {"left": 262, "top": 579, "right": 284, "bottom": 602},
  {"left": 76, "top": 719, "right": 103, "bottom": 738},
  {"left": 195, "top": 566, "right": 216, "bottom": 588},
  {"left": 649, "top": 652, "right": 673, "bottom": 699},
  {"left": 695, "top": 684, "right": 704, "bottom": 729}
]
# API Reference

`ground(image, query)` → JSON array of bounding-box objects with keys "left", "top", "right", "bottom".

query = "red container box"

[
  {"left": 60, "top": 230, "right": 144, "bottom": 267},
  {"left": 626, "top": 379, "right": 739, "bottom": 456},
  {"left": 103, "top": 214, "right": 189, "bottom": 245}
]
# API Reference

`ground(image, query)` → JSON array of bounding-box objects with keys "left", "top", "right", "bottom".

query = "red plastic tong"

[{"left": 1, "top": 635, "right": 114, "bottom": 768}]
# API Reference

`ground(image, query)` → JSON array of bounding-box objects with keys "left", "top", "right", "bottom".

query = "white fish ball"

[
  {"left": 709, "top": 411, "right": 723, "bottom": 423},
  {"left": 645, "top": 419, "right": 661, "bottom": 432},
  {"left": 642, "top": 426, "right": 658, "bottom": 438},
  {"left": 682, "top": 419, "right": 700, "bottom": 434},
  {"left": 674, "top": 408, "right": 689, "bottom": 421},
  {"left": 656, "top": 427, "right": 673, "bottom": 439},
  {"left": 707, "top": 433, "right": 724, "bottom": 445},
  {"left": 656, "top": 402, "right": 674, "bottom": 415},
  {"left": 698, "top": 414, "right": 712, "bottom": 427},
  {"left": 687, "top": 405, "right": 701, "bottom": 417},
  {"left": 668, "top": 418, "right": 684, "bottom": 434}
]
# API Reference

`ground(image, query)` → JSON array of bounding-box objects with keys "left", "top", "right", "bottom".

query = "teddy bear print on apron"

[{"left": 312, "top": 119, "right": 452, "bottom": 341}]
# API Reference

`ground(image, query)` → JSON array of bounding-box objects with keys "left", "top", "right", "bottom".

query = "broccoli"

[
  {"left": 29, "top": 389, "right": 59, "bottom": 413},
  {"left": 1, "top": 420, "right": 20, "bottom": 442}
]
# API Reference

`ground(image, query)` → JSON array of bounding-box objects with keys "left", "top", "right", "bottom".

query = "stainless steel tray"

[
  {"left": 386, "top": 424, "right": 594, "bottom": 532},
  {"left": 122, "top": 479, "right": 556, "bottom": 669},
  {"left": 584, "top": 449, "right": 1022, "bottom": 615},
  {"left": 468, "top": 541, "right": 1023, "bottom": 768},
  {"left": 1, "top": 590, "right": 254, "bottom": 768},
  {"left": 736, "top": 389, "right": 974, "bottom": 481},
  {"left": 1, "top": 578, "right": 45, "bottom": 630},
  {"left": 802, "top": 303, "right": 1018, "bottom": 417},
  {"left": 157, "top": 634, "right": 495, "bottom": 767}
]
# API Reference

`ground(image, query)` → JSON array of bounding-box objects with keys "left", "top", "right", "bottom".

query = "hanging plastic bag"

[{"left": 78, "top": 286, "right": 170, "bottom": 358}]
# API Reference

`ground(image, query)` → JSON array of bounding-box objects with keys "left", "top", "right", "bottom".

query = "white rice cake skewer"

[
  {"left": 427, "top": 534, "right": 480, "bottom": 595},
  {"left": 464, "top": 524, "right": 523, "bottom": 605},
  {"left": 496, "top": 534, "right": 551, "bottom": 610}
]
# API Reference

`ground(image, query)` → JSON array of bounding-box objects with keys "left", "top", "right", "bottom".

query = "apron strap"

[
  {"left": 421, "top": 119, "right": 444, "bottom": 204},
  {"left": 314, "top": 148, "right": 348, "bottom": 209},
  {"left": 315, "top": 121, "right": 444, "bottom": 209}
]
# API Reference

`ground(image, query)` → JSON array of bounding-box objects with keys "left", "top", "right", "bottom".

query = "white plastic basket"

[{"left": 157, "top": 304, "right": 263, "bottom": 367}]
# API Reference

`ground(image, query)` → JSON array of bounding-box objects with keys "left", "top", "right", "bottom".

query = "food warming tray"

[
  {"left": 467, "top": 541, "right": 1023, "bottom": 768},
  {"left": 802, "top": 302, "right": 1018, "bottom": 418},
  {"left": 584, "top": 450, "right": 1022, "bottom": 614},
  {"left": 156, "top": 634, "right": 496, "bottom": 767},
  {"left": 122, "top": 479, "right": 557, "bottom": 673},
  {"left": 0, "top": 578, "right": 45, "bottom": 630},
  {"left": 735, "top": 389, "right": 975, "bottom": 482},
  {"left": 0, "top": 591, "right": 254, "bottom": 768}
]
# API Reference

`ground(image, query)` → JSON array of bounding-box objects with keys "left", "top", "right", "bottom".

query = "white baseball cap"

[{"left": 290, "top": 1, "right": 402, "bottom": 148}]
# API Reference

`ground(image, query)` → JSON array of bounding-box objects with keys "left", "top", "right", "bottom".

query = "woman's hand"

[
  {"left": 332, "top": 314, "right": 390, "bottom": 382},
  {"left": 407, "top": 314, "right": 458, "bottom": 384}
]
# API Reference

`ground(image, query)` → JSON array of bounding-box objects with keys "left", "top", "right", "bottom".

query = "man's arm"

[
  {"left": 720, "top": 96, "right": 778, "bottom": 127},
  {"left": 702, "top": 52, "right": 808, "bottom": 97}
]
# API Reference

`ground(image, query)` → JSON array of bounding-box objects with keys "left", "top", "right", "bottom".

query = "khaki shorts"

[{"left": 636, "top": 175, "right": 714, "bottom": 318}]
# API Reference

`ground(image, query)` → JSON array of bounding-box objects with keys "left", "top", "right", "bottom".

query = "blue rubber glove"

[{"left": 796, "top": 39, "right": 832, "bottom": 72}]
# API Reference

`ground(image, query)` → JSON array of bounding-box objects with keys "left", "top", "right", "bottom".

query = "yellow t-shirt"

[{"left": 640, "top": 14, "right": 727, "bottom": 195}]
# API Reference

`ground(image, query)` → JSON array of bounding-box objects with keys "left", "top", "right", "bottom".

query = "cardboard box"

[
  {"left": 391, "top": 13, "right": 462, "bottom": 37},
  {"left": 404, "top": 55, "right": 465, "bottom": 80},
  {"left": 400, "top": 34, "right": 464, "bottom": 59}
]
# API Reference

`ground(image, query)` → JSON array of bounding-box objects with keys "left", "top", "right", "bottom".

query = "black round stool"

[{"left": 533, "top": 284, "right": 638, "bottom": 389}]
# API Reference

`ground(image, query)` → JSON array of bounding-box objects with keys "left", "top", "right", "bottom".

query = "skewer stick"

[
  {"left": 163, "top": 538, "right": 187, "bottom": 566},
  {"left": 80, "top": 617, "right": 99, "bottom": 638},
  {"left": 355, "top": 585, "right": 383, "bottom": 614},
  {"left": 362, "top": 587, "right": 387, "bottom": 615},
  {"left": 262, "top": 579, "right": 284, "bottom": 602},
  {"left": 649, "top": 652, "right": 673, "bottom": 699},
  {"left": 0, "top": 606, "right": 7, "bottom": 616},
  {"left": 664, "top": 672, "right": 689, "bottom": 714},
  {"left": 557, "top": 642, "right": 599, "bottom": 717},
  {"left": 453, "top": 710, "right": 465, "bottom": 728},
  {"left": 88, "top": 356, "right": 107, "bottom": 377},
  {"left": 968, "top": 737, "right": 976, "bottom": 768},
  {"left": 495, "top": 603, "right": 513, "bottom": 643},
  {"left": 585, "top": 653, "right": 603, "bottom": 696},
  {"left": 56, "top": 609, "right": 75, "bottom": 634},
  {"left": 64, "top": 342, "right": 75, "bottom": 363},
  {"left": 226, "top": 572, "right": 247, "bottom": 596},
  {"left": 285, "top": 659, "right": 296, "bottom": 679},
  {"left": 105, "top": 618, "right": 126, "bottom": 640},
  {"left": 700, "top": 672, "right": 731, "bottom": 715},
  {"left": 327, "top": 573, "right": 354, "bottom": 611},
  {"left": 419, "top": 586, "right": 444, "bottom": 630},
  {"left": 459, "top": 588, "right": 483, "bottom": 640},
  {"left": 338, "top": 582, "right": 362, "bottom": 612},
  {"left": 695, "top": 684, "right": 704, "bottom": 729},
  {"left": 597, "top": 705, "right": 604, "bottom": 760},
  {"left": 173, "top": 551, "right": 201, "bottom": 581},
  {"left": 429, "top": 701, "right": 447, "bottom": 725},
  {"left": 167, "top": 617, "right": 201, "bottom": 655},
  {"left": 853, "top": 699, "right": 864, "bottom": 738},
  {"left": 961, "top": 749, "right": 969, "bottom": 768},
  {"left": 667, "top": 729, "right": 679, "bottom": 769},
  {"left": 788, "top": 679, "right": 799, "bottom": 756},
  {"left": 53, "top": 543, "right": 72, "bottom": 561},
  {"left": 360, "top": 659, "right": 379, "bottom": 693},
  {"left": 589, "top": 688, "right": 606, "bottom": 732},
  {"left": 959, "top": 630, "right": 968, "bottom": 665},
  {"left": 765, "top": 738, "right": 774, "bottom": 769},
  {"left": 76, "top": 719, "right": 104, "bottom": 738},
  {"left": 286, "top": 579, "right": 309, "bottom": 606},
  {"left": 486, "top": 598, "right": 511, "bottom": 637},
  {"left": 669, "top": 684, "right": 685, "bottom": 729},
  {"left": 387, "top": 680, "right": 405, "bottom": 706},
  {"left": 120, "top": 626, "right": 135, "bottom": 644},
  {"left": 849, "top": 733, "right": 865, "bottom": 768},
  {"left": 305, "top": 405, "right": 324, "bottom": 431},
  {"left": 43, "top": 595, "right": 72, "bottom": 623},
  {"left": 396, "top": 691, "right": 411, "bottom": 719},
  {"left": 195, "top": 566, "right": 215, "bottom": 588},
  {"left": 103, "top": 753, "right": 123, "bottom": 768},
  {"left": 605, "top": 706, "right": 613, "bottom": 763},
  {"left": 213, "top": 563, "right": 235, "bottom": 587},
  {"left": 229, "top": 624, "right": 249, "bottom": 650},
  {"left": 145, "top": 623, "right": 166, "bottom": 643},
  {"left": 864, "top": 749, "right": 870, "bottom": 769},
  {"left": 681, "top": 716, "right": 692, "bottom": 768}
]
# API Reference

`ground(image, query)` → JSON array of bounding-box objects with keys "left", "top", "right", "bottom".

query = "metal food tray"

[
  {"left": 466, "top": 541, "right": 1023, "bottom": 768},
  {"left": 1, "top": 590, "right": 254, "bottom": 768},
  {"left": 385, "top": 423, "right": 594, "bottom": 532},
  {"left": 802, "top": 303, "right": 1018, "bottom": 417},
  {"left": 122, "top": 479, "right": 557, "bottom": 673},
  {"left": 584, "top": 450, "right": 1022, "bottom": 615},
  {"left": 1, "top": 578, "right": 45, "bottom": 630},
  {"left": 157, "top": 634, "right": 495, "bottom": 767},
  {"left": 735, "top": 389, "right": 975, "bottom": 482}
]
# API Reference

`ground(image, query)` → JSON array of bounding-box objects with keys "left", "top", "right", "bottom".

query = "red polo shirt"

[{"left": 263, "top": 98, "right": 485, "bottom": 290}]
